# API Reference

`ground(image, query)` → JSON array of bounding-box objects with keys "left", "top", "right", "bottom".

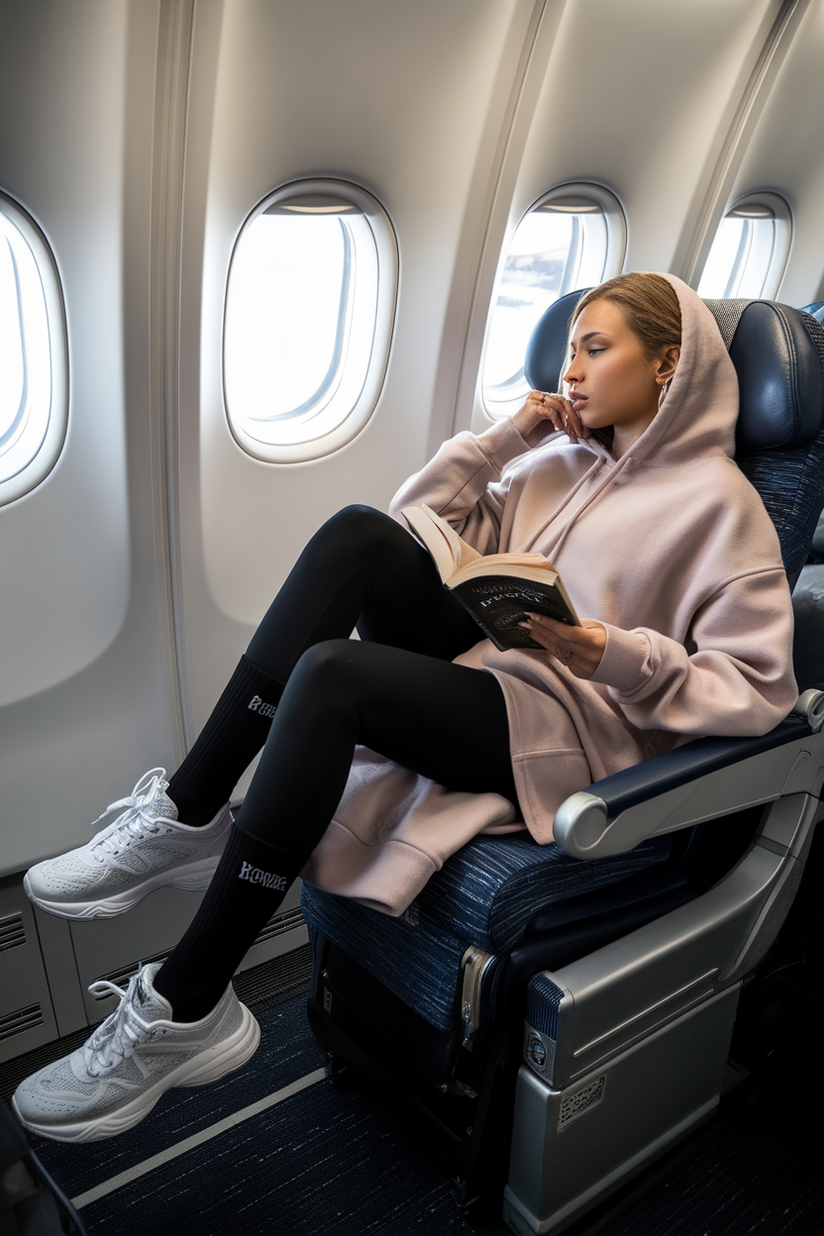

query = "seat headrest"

[
  {"left": 523, "top": 288, "right": 586, "bottom": 397},
  {"left": 523, "top": 289, "right": 824, "bottom": 450},
  {"left": 728, "top": 302, "right": 823, "bottom": 449}
]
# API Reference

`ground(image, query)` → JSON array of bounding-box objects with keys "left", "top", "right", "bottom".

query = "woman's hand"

[
  {"left": 522, "top": 615, "right": 606, "bottom": 679},
  {"left": 511, "top": 390, "right": 589, "bottom": 448}
]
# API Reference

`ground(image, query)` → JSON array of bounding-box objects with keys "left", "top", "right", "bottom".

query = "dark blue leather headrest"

[
  {"left": 523, "top": 290, "right": 824, "bottom": 451},
  {"left": 731, "top": 302, "right": 823, "bottom": 449},
  {"left": 523, "top": 288, "right": 588, "bottom": 395}
]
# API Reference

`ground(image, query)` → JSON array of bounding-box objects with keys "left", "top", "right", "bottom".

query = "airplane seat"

[
  {"left": 791, "top": 302, "right": 824, "bottom": 693},
  {"left": 300, "top": 292, "right": 824, "bottom": 1231}
]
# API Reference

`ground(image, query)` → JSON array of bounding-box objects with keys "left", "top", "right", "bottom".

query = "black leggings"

[{"left": 235, "top": 505, "right": 518, "bottom": 855}]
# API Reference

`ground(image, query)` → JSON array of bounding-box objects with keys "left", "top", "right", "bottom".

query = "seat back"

[{"left": 524, "top": 291, "right": 824, "bottom": 588}]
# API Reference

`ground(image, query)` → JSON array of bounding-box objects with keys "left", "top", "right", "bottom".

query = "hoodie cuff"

[
  {"left": 588, "top": 623, "right": 653, "bottom": 695},
  {"left": 475, "top": 417, "right": 532, "bottom": 473}
]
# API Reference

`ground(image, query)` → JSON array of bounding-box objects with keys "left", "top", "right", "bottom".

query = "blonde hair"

[{"left": 573, "top": 272, "right": 682, "bottom": 358}]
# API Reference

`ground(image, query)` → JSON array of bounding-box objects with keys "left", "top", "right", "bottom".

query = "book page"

[
  {"left": 418, "top": 505, "right": 482, "bottom": 574},
  {"left": 402, "top": 504, "right": 482, "bottom": 582},
  {"left": 401, "top": 505, "right": 458, "bottom": 582},
  {"left": 449, "top": 554, "right": 556, "bottom": 586}
]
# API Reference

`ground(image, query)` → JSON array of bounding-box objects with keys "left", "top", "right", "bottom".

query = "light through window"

[
  {"left": 697, "top": 194, "right": 792, "bottom": 300},
  {"left": 224, "top": 182, "right": 396, "bottom": 463},
  {"left": 0, "top": 196, "right": 66, "bottom": 505},
  {"left": 483, "top": 186, "right": 625, "bottom": 417}
]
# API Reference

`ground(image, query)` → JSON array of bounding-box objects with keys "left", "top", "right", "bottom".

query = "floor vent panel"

[
  {"left": 0, "top": 913, "right": 26, "bottom": 952},
  {"left": 253, "top": 906, "right": 305, "bottom": 947},
  {"left": 0, "top": 1003, "right": 44, "bottom": 1043}
]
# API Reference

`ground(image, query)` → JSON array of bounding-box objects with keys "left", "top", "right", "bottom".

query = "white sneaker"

[
  {"left": 24, "top": 769, "right": 232, "bottom": 920},
  {"left": 11, "top": 963, "right": 260, "bottom": 1143}
]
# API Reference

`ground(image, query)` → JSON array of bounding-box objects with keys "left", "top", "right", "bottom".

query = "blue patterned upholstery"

[
  {"left": 526, "top": 974, "right": 565, "bottom": 1038},
  {"left": 302, "top": 833, "right": 669, "bottom": 1031},
  {"left": 738, "top": 424, "right": 824, "bottom": 588}
]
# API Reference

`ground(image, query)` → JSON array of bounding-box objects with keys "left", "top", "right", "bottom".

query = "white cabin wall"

[
  {"left": 460, "top": 0, "right": 791, "bottom": 435},
  {"left": 522, "top": 0, "right": 787, "bottom": 278},
  {"left": 723, "top": 0, "right": 824, "bottom": 305},
  {"left": 175, "top": 0, "right": 550, "bottom": 746},
  {"left": 0, "top": 0, "right": 181, "bottom": 875}
]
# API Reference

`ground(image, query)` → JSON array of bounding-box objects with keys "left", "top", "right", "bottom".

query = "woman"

[{"left": 13, "top": 273, "right": 796, "bottom": 1142}]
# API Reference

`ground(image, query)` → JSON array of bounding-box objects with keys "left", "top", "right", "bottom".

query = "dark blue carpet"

[
  {"left": 14, "top": 961, "right": 823, "bottom": 1236},
  {"left": 28, "top": 994, "right": 326, "bottom": 1205},
  {"left": 74, "top": 1081, "right": 493, "bottom": 1235}
]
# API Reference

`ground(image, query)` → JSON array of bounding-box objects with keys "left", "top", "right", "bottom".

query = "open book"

[{"left": 402, "top": 504, "right": 580, "bottom": 652}]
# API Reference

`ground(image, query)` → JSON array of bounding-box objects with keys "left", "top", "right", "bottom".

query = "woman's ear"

[{"left": 656, "top": 344, "right": 680, "bottom": 386}]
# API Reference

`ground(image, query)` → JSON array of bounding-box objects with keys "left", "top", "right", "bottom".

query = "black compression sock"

[
  {"left": 153, "top": 824, "right": 304, "bottom": 1022},
  {"left": 167, "top": 656, "right": 284, "bottom": 826}
]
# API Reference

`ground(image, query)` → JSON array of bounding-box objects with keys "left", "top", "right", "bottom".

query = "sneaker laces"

[
  {"left": 89, "top": 768, "right": 175, "bottom": 858},
  {"left": 82, "top": 975, "right": 153, "bottom": 1076}
]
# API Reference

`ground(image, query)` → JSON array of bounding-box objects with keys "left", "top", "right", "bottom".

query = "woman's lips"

[{"left": 570, "top": 394, "right": 588, "bottom": 412}]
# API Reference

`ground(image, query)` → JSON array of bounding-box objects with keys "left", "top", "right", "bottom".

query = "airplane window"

[
  {"left": 0, "top": 194, "right": 67, "bottom": 505},
  {"left": 697, "top": 193, "right": 792, "bottom": 301},
  {"left": 224, "top": 181, "right": 397, "bottom": 464},
  {"left": 483, "top": 185, "right": 625, "bottom": 418}
]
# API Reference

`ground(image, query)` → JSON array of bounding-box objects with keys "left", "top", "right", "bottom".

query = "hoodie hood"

[
  {"left": 529, "top": 274, "right": 740, "bottom": 562},
  {"left": 609, "top": 273, "right": 739, "bottom": 470}
]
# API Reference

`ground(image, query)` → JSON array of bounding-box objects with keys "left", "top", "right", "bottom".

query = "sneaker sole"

[
  {"left": 23, "top": 856, "right": 224, "bottom": 920},
  {"left": 11, "top": 1004, "right": 261, "bottom": 1144}
]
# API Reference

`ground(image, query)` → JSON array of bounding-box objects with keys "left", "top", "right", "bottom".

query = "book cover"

[{"left": 402, "top": 504, "right": 579, "bottom": 651}]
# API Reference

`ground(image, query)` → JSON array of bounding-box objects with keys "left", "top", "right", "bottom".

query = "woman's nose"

[{"left": 563, "top": 358, "right": 581, "bottom": 384}]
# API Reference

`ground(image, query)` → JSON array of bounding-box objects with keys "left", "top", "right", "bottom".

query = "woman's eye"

[{"left": 587, "top": 347, "right": 605, "bottom": 356}]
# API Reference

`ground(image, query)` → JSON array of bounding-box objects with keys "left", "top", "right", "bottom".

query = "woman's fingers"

[
  {"left": 511, "top": 392, "right": 554, "bottom": 442},
  {"left": 512, "top": 391, "right": 589, "bottom": 446},
  {"left": 520, "top": 615, "right": 606, "bottom": 679},
  {"left": 538, "top": 393, "right": 588, "bottom": 441}
]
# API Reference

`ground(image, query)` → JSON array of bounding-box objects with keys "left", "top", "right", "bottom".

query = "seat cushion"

[{"left": 302, "top": 832, "right": 669, "bottom": 1031}]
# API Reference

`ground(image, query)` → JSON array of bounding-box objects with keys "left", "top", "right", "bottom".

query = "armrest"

[
  {"left": 553, "top": 691, "right": 824, "bottom": 859},
  {"left": 528, "top": 788, "right": 824, "bottom": 1090}
]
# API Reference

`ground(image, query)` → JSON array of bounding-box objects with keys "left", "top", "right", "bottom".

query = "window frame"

[
  {"left": 481, "top": 182, "right": 626, "bottom": 420},
  {"left": 222, "top": 179, "right": 398, "bottom": 465},
  {"left": 697, "top": 191, "right": 793, "bottom": 301},
  {"left": 0, "top": 191, "right": 68, "bottom": 507}
]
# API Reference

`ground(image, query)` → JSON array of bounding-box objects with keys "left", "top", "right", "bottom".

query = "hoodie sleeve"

[
  {"left": 388, "top": 419, "right": 531, "bottom": 554},
  {"left": 588, "top": 565, "right": 797, "bottom": 737}
]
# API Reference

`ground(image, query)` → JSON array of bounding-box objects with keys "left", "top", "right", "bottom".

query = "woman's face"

[{"left": 563, "top": 299, "right": 674, "bottom": 449}]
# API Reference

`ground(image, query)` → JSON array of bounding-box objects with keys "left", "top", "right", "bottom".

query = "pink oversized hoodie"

[{"left": 301, "top": 275, "right": 797, "bottom": 914}]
